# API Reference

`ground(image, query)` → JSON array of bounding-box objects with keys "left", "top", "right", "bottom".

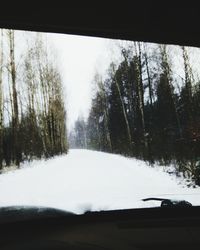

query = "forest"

[
  {"left": 70, "top": 42, "right": 200, "bottom": 186},
  {"left": 1, "top": 29, "right": 200, "bottom": 187},
  {"left": 0, "top": 29, "right": 68, "bottom": 169}
]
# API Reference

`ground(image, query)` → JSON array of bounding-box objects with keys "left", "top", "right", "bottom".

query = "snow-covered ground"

[{"left": 0, "top": 149, "right": 199, "bottom": 214}]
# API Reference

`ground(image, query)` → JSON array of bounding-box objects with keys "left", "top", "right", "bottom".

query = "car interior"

[{"left": 0, "top": 3, "right": 200, "bottom": 250}]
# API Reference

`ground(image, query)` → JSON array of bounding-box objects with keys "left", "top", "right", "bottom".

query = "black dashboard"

[{"left": 0, "top": 206, "right": 200, "bottom": 249}]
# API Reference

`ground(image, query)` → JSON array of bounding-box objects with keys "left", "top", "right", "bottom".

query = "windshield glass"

[{"left": 0, "top": 29, "right": 200, "bottom": 214}]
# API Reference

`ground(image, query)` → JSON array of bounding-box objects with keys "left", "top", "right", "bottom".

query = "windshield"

[{"left": 0, "top": 29, "right": 200, "bottom": 214}]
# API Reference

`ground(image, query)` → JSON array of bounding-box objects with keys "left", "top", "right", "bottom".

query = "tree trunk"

[
  {"left": 112, "top": 64, "right": 132, "bottom": 148},
  {"left": 98, "top": 80, "right": 112, "bottom": 152},
  {"left": 0, "top": 30, "right": 3, "bottom": 169},
  {"left": 134, "top": 42, "right": 147, "bottom": 149},
  {"left": 160, "top": 45, "right": 182, "bottom": 138},
  {"left": 9, "top": 30, "right": 20, "bottom": 166},
  {"left": 143, "top": 43, "right": 153, "bottom": 107},
  {"left": 182, "top": 46, "right": 193, "bottom": 122}
]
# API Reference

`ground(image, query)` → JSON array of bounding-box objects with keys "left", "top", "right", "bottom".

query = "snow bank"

[{"left": 0, "top": 149, "right": 199, "bottom": 214}]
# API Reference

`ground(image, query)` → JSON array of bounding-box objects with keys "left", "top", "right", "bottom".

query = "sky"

[{"left": 47, "top": 33, "right": 120, "bottom": 130}]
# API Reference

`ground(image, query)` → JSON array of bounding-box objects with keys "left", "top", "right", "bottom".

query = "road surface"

[{"left": 0, "top": 149, "right": 199, "bottom": 214}]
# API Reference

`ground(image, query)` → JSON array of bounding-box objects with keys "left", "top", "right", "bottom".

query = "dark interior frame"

[{"left": 0, "top": 4, "right": 199, "bottom": 47}]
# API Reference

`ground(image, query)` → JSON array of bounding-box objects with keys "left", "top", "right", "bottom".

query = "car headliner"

[{"left": 0, "top": 3, "right": 199, "bottom": 48}]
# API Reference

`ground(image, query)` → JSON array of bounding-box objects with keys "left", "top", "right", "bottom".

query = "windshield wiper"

[{"left": 142, "top": 198, "right": 192, "bottom": 207}]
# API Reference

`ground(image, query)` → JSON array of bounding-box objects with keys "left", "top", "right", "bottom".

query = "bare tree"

[
  {"left": 143, "top": 43, "right": 153, "bottom": 107},
  {"left": 159, "top": 44, "right": 182, "bottom": 138},
  {"left": 96, "top": 74, "right": 112, "bottom": 152},
  {"left": 111, "top": 63, "right": 132, "bottom": 148},
  {"left": 0, "top": 30, "right": 3, "bottom": 168},
  {"left": 8, "top": 30, "right": 21, "bottom": 166},
  {"left": 134, "top": 42, "right": 147, "bottom": 148},
  {"left": 182, "top": 46, "right": 194, "bottom": 122}
]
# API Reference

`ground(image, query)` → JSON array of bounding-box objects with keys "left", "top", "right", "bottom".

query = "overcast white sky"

[{"left": 46, "top": 33, "right": 120, "bottom": 130}]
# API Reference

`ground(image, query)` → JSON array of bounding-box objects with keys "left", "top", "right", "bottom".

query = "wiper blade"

[{"left": 142, "top": 197, "right": 192, "bottom": 207}]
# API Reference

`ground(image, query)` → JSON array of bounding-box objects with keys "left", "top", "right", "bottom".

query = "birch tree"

[
  {"left": 8, "top": 30, "right": 21, "bottom": 166},
  {"left": 111, "top": 63, "right": 132, "bottom": 148},
  {"left": 0, "top": 30, "right": 3, "bottom": 168}
]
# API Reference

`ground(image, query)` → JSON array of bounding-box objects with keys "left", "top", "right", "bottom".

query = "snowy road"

[{"left": 0, "top": 149, "right": 199, "bottom": 214}]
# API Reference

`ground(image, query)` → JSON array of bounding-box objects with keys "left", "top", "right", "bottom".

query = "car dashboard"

[{"left": 0, "top": 206, "right": 200, "bottom": 250}]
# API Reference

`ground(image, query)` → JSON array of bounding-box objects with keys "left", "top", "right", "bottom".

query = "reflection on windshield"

[{"left": 0, "top": 29, "right": 200, "bottom": 214}]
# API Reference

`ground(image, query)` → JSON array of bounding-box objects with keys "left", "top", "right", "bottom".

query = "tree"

[
  {"left": 95, "top": 74, "right": 112, "bottom": 152},
  {"left": 111, "top": 62, "right": 132, "bottom": 151},
  {"left": 0, "top": 30, "right": 3, "bottom": 168},
  {"left": 72, "top": 116, "right": 87, "bottom": 149},
  {"left": 181, "top": 46, "right": 194, "bottom": 130},
  {"left": 8, "top": 30, "right": 21, "bottom": 166},
  {"left": 0, "top": 30, "right": 68, "bottom": 169},
  {"left": 133, "top": 42, "right": 147, "bottom": 152}
]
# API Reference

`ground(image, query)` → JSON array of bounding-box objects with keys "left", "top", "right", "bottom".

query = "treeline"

[
  {"left": 0, "top": 30, "right": 68, "bottom": 169},
  {"left": 71, "top": 42, "right": 200, "bottom": 185}
]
